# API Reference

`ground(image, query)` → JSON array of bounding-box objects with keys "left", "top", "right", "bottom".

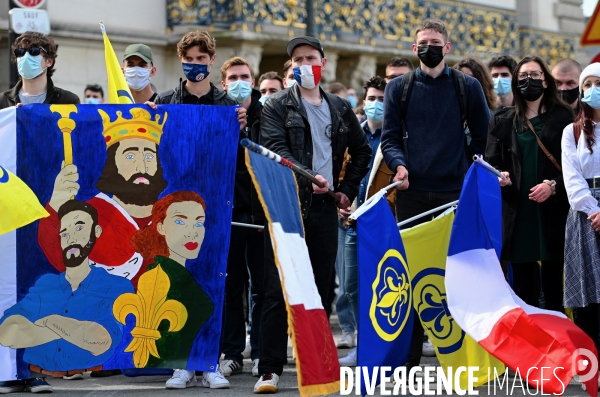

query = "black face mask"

[
  {"left": 417, "top": 45, "right": 445, "bottom": 68},
  {"left": 559, "top": 87, "right": 580, "bottom": 105},
  {"left": 518, "top": 78, "right": 545, "bottom": 102}
]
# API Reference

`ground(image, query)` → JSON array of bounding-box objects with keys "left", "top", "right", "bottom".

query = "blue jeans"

[
  {"left": 335, "top": 218, "right": 356, "bottom": 333},
  {"left": 344, "top": 225, "right": 359, "bottom": 324}
]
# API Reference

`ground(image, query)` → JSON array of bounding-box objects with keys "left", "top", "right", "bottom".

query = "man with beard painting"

[
  {"left": 0, "top": 200, "right": 133, "bottom": 384},
  {"left": 37, "top": 108, "right": 168, "bottom": 287}
]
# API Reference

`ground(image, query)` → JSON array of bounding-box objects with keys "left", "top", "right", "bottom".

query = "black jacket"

[
  {"left": 260, "top": 85, "right": 371, "bottom": 217},
  {"left": 155, "top": 81, "right": 236, "bottom": 106},
  {"left": 0, "top": 77, "right": 80, "bottom": 109},
  {"left": 485, "top": 106, "right": 573, "bottom": 259},
  {"left": 234, "top": 89, "right": 264, "bottom": 223}
]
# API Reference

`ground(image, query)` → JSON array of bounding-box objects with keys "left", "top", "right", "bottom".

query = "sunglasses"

[
  {"left": 85, "top": 84, "right": 103, "bottom": 91},
  {"left": 13, "top": 46, "right": 47, "bottom": 58}
]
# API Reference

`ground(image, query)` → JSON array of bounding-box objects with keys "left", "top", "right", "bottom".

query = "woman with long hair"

[
  {"left": 454, "top": 58, "right": 497, "bottom": 112},
  {"left": 129, "top": 190, "right": 226, "bottom": 389},
  {"left": 562, "top": 63, "right": 600, "bottom": 349},
  {"left": 485, "top": 55, "right": 573, "bottom": 311}
]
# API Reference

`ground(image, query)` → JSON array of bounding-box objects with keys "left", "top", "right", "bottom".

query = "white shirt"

[{"left": 562, "top": 122, "right": 600, "bottom": 216}]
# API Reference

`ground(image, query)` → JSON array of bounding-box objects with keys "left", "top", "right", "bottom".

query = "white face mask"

[
  {"left": 124, "top": 66, "right": 151, "bottom": 91},
  {"left": 286, "top": 79, "right": 297, "bottom": 88}
]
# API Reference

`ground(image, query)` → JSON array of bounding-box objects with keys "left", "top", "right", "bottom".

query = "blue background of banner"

[
  {"left": 12, "top": 104, "right": 239, "bottom": 377},
  {"left": 356, "top": 197, "right": 414, "bottom": 395}
]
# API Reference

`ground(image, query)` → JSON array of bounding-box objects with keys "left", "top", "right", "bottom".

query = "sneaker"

[
  {"left": 62, "top": 373, "right": 83, "bottom": 380},
  {"left": 339, "top": 348, "right": 357, "bottom": 366},
  {"left": 220, "top": 359, "right": 242, "bottom": 377},
  {"left": 165, "top": 369, "right": 197, "bottom": 389},
  {"left": 90, "top": 369, "right": 121, "bottom": 377},
  {"left": 0, "top": 380, "right": 26, "bottom": 394},
  {"left": 201, "top": 369, "right": 230, "bottom": 389},
  {"left": 242, "top": 335, "right": 252, "bottom": 359},
  {"left": 254, "top": 373, "right": 279, "bottom": 394},
  {"left": 25, "top": 378, "right": 52, "bottom": 393},
  {"left": 422, "top": 339, "right": 435, "bottom": 357},
  {"left": 252, "top": 359, "right": 260, "bottom": 377},
  {"left": 337, "top": 332, "right": 356, "bottom": 348}
]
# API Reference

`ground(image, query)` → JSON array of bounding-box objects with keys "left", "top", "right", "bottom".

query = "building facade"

[{"left": 0, "top": 0, "right": 590, "bottom": 98}]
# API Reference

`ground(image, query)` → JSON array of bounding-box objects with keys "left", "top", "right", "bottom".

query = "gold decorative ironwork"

[
  {"left": 519, "top": 28, "right": 576, "bottom": 65},
  {"left": 113, "top": 265, "right": 188, "bottom": 368},
  {"left": 165, "top": 0, "right": 575, "bottom": 62}
]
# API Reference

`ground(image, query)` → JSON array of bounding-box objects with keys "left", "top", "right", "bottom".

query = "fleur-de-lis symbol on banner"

[
  {"left": 369, "top": 249, "right": 412, "bottom": 342},
  {"left": 113, "top": 265, "right": 188, "bottom": 368},
  {"left": 376, "top": 270, "right": 410, "bottom": 327}
]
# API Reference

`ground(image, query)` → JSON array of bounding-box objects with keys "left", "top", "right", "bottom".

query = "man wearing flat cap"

[
  {"left": 254, "top": 36, "right": 371, "bottom": 393},
  {"left": 122, "top": 44, "right": 158, "bottom": 103}
]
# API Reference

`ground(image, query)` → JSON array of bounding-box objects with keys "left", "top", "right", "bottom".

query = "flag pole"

[
  {"left": 396, "top": 200, "right": 458, "bottom": 228},
  {"left": 473, "top": 155, "right": 511, "bottom": 186},
  {"left": 232, "top": 222, "right": 263, "bottom": 230},
  {"left": 241, "top": 138, "right": 340, "bottom": 203}
]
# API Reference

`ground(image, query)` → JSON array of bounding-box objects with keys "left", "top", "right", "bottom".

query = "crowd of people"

[{"left": 1, "top": 16, "right": 600, "bottom": 395}]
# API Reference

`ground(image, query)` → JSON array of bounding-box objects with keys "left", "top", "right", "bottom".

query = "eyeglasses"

[
  {"left": 13, "top": 46, "right": 47, "bottom": 58},
  {"left": 517, "top": 71, "right": 544, "bottom": 80}
]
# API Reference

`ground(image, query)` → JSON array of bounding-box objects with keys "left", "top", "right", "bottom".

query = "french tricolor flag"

[
  {"left": 445, "top": 162, "right": 598, "bottom": 396},
  {"left": 245, "top": 148, "right": 340, "bottom": 396}
]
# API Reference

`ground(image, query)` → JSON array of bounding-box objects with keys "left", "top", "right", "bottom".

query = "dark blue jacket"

[{"left": 381, "top": 65, "right": 490, "bottom": 191}]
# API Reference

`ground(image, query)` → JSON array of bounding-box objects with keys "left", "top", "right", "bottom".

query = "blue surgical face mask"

[
  {"left": 286, "top": 79, "right": 297, "bottom": 88},
  {"left": 582, "top": 86, "right": 600, "bottom": 109},
  {"left": 182, "top": 62, "right": 210, "bottom": 83},
  {"left": 17, "top": 53, "right": 45, "bottom": 80},
  {"left": 364, "top": 100, "right": 384, "bottom": 123},
  {"left": 85, "top": 97, "right": 101, "bottom": 104},
  {"left": 348, "top": 95, "right": 358, "bottom": 108},
  {"left": 493, "top": 77, "right": 512, "bottom": 98},
  {"left": 227, "top": 80, "right": 253, "bottom": 103},
  {"left": 259, "top": 95, "right": 269, "bottom": 105}
]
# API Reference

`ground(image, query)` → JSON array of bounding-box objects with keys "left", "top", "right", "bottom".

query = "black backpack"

[{"left": 398, "top": 68, "right": 469, "bottom": 166}]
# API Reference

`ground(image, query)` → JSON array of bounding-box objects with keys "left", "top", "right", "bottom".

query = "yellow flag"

[
  {"left": 101, "top": 22, "right": 134, "bottom": 104},
  {"left": 0, "top": 166, "right": 49, "bottom": 235},
  {"left": 401, "top": 210, "right": 505, "bottom": 390}
]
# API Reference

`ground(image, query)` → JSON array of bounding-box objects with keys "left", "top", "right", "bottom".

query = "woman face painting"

[{"left": 157, "top": 201, "right": 206, "bottom": 264}]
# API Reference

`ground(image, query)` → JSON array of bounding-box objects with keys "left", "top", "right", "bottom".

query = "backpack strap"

[
  {"left": 451, "top": 68, "right": 468, "bottom": 129},
  {"left": 398, "top": 70, "right": 416, "bottom": 167}
]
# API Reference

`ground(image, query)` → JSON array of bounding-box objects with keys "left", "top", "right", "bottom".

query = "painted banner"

[{"left": 0, "top": 104, "right": 239, "bottom": 380}]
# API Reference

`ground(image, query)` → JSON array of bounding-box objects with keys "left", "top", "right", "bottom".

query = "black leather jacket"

[
  {"left": 0, "top": 78, "right": 80, "bottom": 109},
  {"left": 260, "top": 85, "right": 371, "bottom": 217}
]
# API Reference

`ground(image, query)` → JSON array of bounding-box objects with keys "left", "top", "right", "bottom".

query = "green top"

[
  {"left": 145, "top": 256, "right": 214, "bottom": 369},
  {"left": 510, "top": 116, "right": 553, "bottom": 263}
]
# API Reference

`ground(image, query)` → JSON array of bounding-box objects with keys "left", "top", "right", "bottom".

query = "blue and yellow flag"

[
  {"left": 0, "top": 165, "right": 49, "bottom": 235},
  {"left": 100, "top": 22, "right": 133, "bottom": 104},
  {"left": 355, "top": 191, "right": 413, "bottom": 395},
  {"left": 401, "top": 209, "right": 505, "bottom": 391}
]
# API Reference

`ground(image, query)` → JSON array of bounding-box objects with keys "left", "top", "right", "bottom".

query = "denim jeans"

[
  {"left": 222, "top": 211, "right": 265, "bottom": 363},
  {"left": 258, "top": 194, "right": 338, "bottom": 376},
  {"left": 344, "top": 225, "right": 359, "bottom": 324},
  {"left": 335, "top": 217, "right": 356, "bottom": 333},
  {"left": 396, "top": 189, "right": 461, "bottom": 368}
]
